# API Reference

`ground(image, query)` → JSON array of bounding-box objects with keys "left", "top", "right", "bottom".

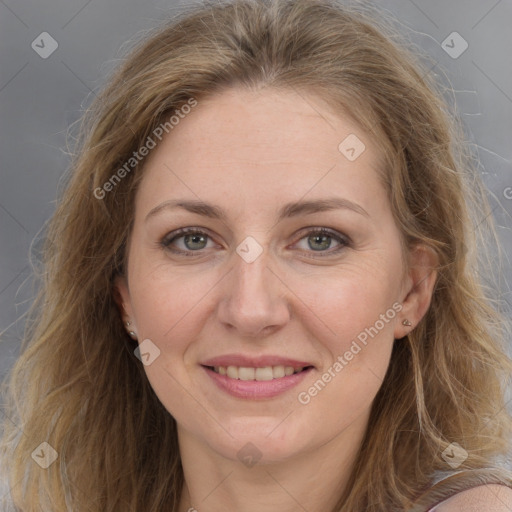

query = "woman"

[{"left": 1, "top": 0, "right": 511, "bottom": 510}]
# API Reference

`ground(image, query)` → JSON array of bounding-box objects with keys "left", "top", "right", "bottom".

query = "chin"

[{"left": 203, "top": 416, "right": 312, "bottom": 464}]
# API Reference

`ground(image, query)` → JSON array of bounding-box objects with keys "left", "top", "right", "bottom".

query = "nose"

[{"left": 216, "top": 246, "right": 291, "bottom": 339}]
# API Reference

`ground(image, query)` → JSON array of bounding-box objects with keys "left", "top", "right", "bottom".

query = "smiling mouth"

[{"left": 204, "top": 365, "right": 313, "bottom": 381}]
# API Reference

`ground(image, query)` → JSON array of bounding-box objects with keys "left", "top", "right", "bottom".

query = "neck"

[{"left": 177, "top": 412, "right": 369, "bottom": 512}]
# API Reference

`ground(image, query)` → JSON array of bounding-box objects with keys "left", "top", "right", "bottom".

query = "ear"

[
  {"left": 394, "top": 243, "right": 438, "bottom": 339},
  {"left": 113, "top": 274, "right": 135, "bottom": 329}
]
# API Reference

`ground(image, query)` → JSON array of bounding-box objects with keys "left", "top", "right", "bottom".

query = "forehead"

[{"left": 136, "top": 87, "right": 387, "bottom": 219}]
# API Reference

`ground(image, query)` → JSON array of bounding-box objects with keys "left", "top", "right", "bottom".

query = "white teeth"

[
  {"left": 212, "top": 365, "right": 307, "bottom": 380},
  {"left": 273, "top": 365, "right": 285, "bottom": 378},
  {"left": 255, "top": 367, "right": 273, "bottom": 381},
  {"left": 238, "top": 367, "right": 255, "bottom": 381},
  {"left": 227, "top": 366, "right": 238, "bottom": 379}
]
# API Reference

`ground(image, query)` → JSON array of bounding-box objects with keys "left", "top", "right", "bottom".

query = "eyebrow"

[{"left": 145, "top": 197, "right": 370, "bottom": 223}]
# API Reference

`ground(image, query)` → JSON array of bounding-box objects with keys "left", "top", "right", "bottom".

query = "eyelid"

[
  {"left": 160, "top": 226, "right": 351, "bottom": 257},
  {"left": 293, "top": 226, "right": 352, "bottom": 245},
  {"left": 290, "top": 227, "right": 350, "bottom": 256},
  {"left": 160, "top": 227, "right": 219, "bottom": 256},
  {"left": 161, "top": 227, "right": 213, "bottom": 246}
]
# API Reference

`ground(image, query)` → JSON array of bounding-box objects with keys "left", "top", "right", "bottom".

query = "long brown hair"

[{"left": 1, "top": 0, "right": 511, "bottom": 510}]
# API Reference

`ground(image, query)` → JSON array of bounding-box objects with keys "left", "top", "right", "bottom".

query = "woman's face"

[{"left": 116, "top": 87, "right": 428, "bottom": 464}]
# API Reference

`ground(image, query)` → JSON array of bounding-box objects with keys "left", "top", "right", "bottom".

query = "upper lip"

[{"left": 201, "top": 354, "right": 314, "bottom": 368}]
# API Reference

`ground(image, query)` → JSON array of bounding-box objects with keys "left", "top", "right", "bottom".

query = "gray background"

[{"left": 1, "top": 0, "right": 511, "bottom": 416}]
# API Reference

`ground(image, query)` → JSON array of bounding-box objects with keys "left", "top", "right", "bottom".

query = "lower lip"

[{"left": 202, "top": 366, "right": 313, "bottom": 399}]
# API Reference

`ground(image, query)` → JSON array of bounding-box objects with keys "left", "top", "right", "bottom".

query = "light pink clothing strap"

[{"left": 407, "top": 467, "right": 512, "bottom": 512}]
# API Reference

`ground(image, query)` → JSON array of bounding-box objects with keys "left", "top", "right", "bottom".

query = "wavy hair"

[{"left": 1, "top": 0, "right": 511, "bottom": 510}]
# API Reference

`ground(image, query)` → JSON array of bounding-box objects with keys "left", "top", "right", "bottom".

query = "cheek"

[
  {"left": 289, "top": 258, "right": 402, "bottom": 410},
  {"left": 130, "top": 269, "right": 215, "bottom": 351},
  {"left": 291, "top": 257, "right": 401, "bottom": 340},
  {"left": 127, "top": 269, "right": 219, "bottom": 424},
  {"left": 292, "top": 268, "right": 399, "bottom": 422}
]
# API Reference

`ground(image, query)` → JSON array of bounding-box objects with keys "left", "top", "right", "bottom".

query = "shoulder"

[{"left": 432, "top": 484, "right": 512, "bottom": 511}]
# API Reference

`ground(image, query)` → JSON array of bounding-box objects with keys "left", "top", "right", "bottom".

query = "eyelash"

[{"left": 160, "top": 227, "right": 351, "bottom": 258}]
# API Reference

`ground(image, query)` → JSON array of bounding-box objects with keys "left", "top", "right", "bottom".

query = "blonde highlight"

[{"left": 1, "top": 0, "right": 511, "bottom": 510}]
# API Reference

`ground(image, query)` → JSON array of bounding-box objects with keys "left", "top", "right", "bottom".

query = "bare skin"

[{"left": 115, "top": 87, "right": 438, "bottom": 512}]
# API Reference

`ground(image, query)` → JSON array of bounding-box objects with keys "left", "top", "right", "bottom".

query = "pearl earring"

[
  {"left": 402, "top": 319, "right": 412, "bottom": 327},
  {"left": 124, "top": 320, "right": 137, "bottom": 339}
]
